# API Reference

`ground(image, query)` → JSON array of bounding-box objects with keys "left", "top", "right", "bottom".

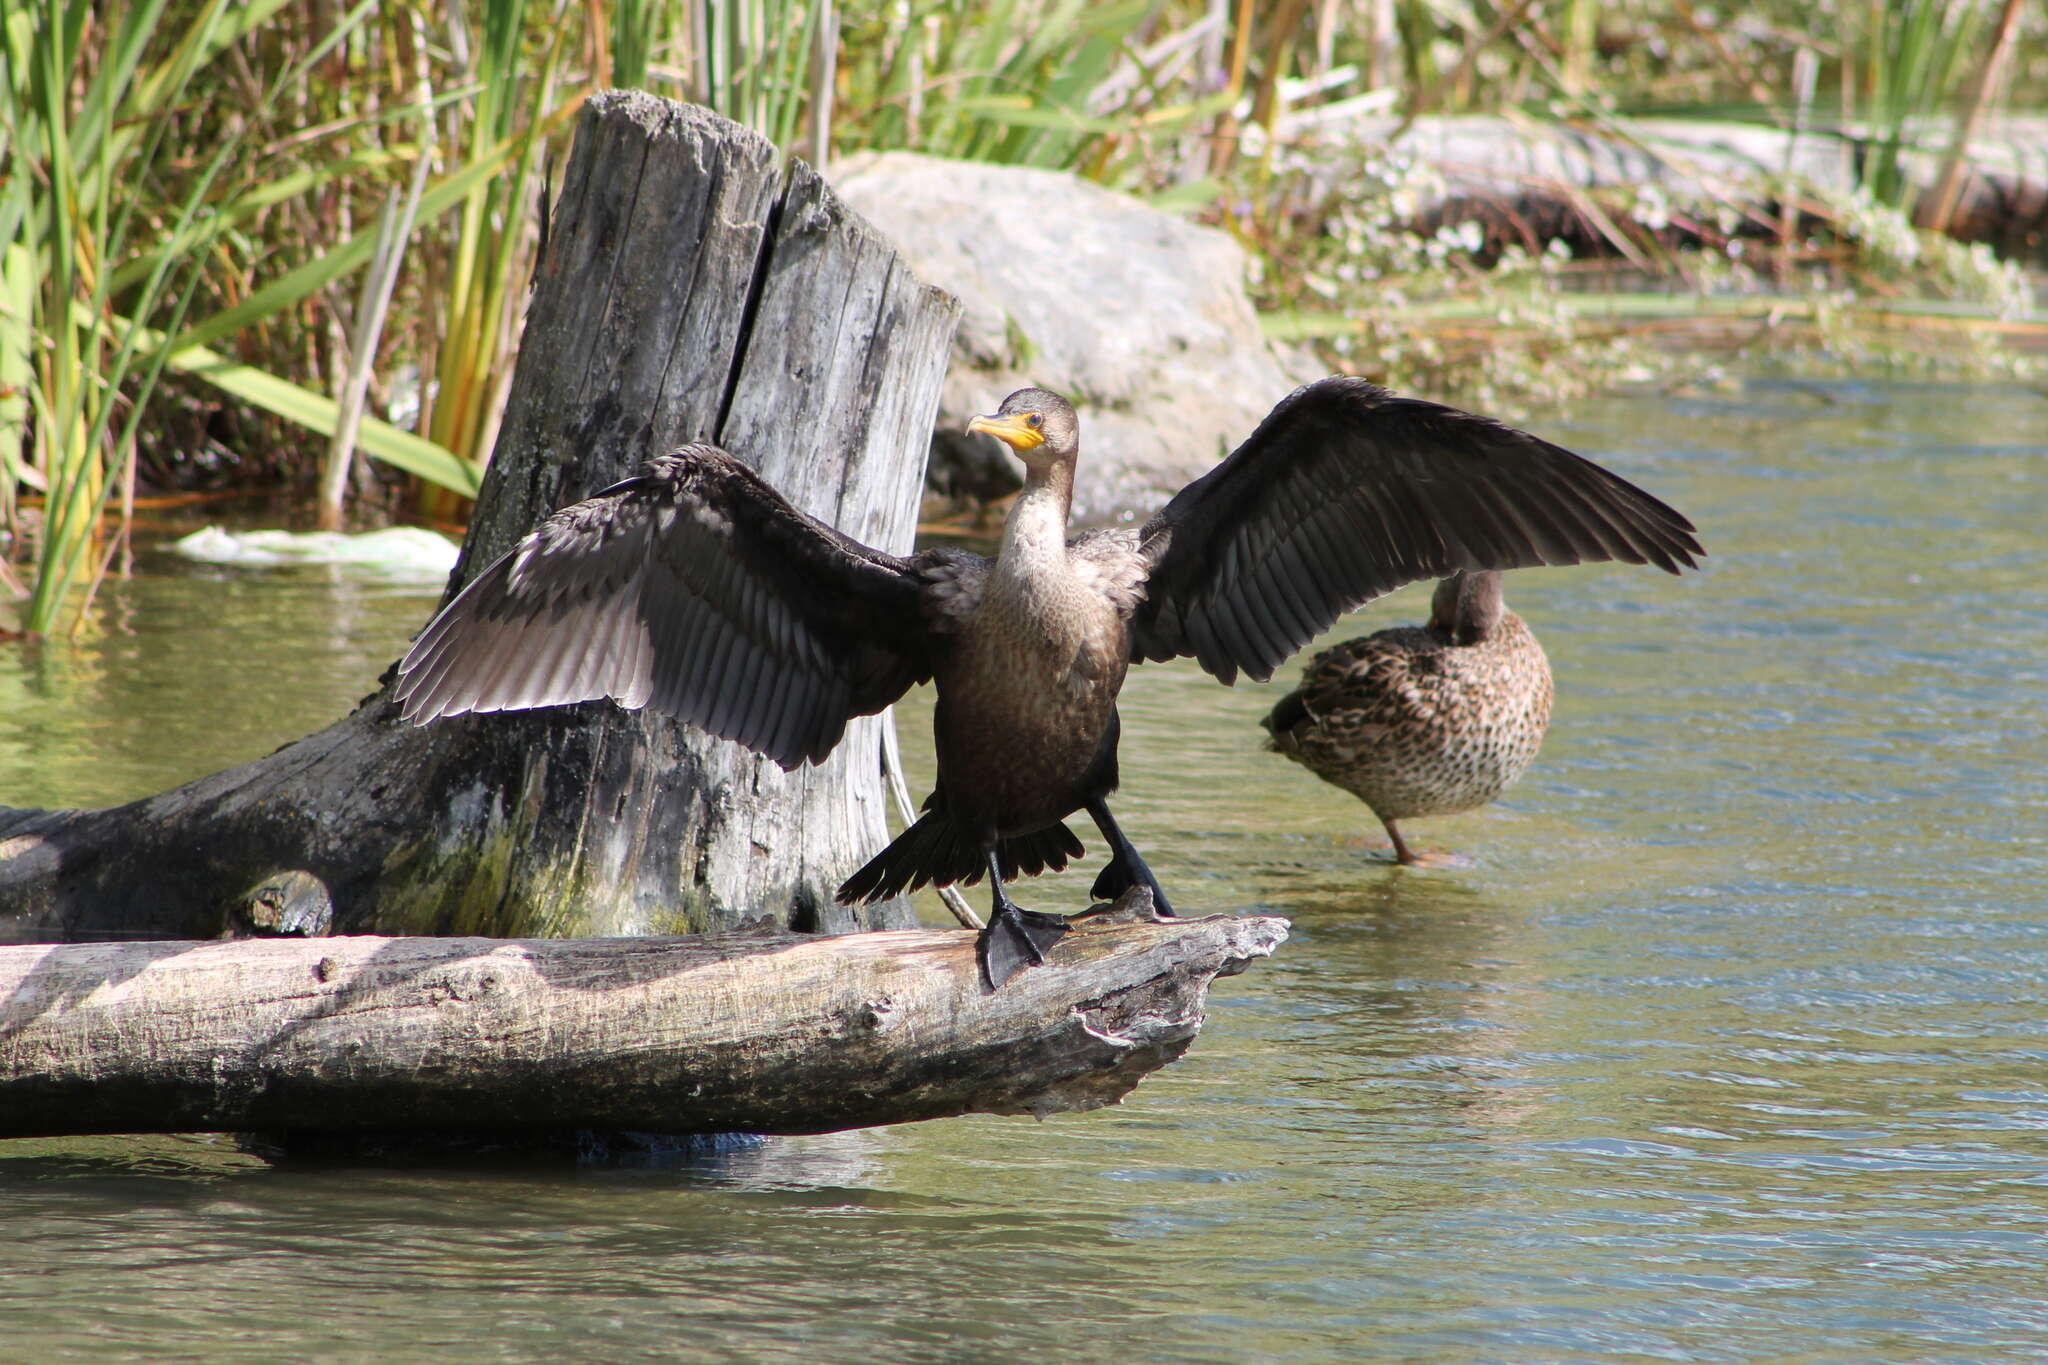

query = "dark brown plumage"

[
  {"left": 394, "top": 377, "right": 1703, "bottom": 987},
  {"left": 1263, "top": 571, "right": 1553, "bottom": 865}
]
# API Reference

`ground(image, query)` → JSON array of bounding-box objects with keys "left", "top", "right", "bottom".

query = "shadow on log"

[
  {"left": 0, "top": 895, "right": 1289, "bottom": 1141},
  {"left": 0, "top": 92, "right": 960, "bottom": 945}
]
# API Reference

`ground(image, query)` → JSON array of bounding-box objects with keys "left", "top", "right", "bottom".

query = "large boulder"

[{"left": 832, "top": 152, "right": 1308, "bottom": 525}]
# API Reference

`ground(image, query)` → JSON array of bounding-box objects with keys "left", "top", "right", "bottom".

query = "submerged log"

[
  {"left": 0, "top": 903, "right": 1288, "bottom": 1140},
  {"left": 0, "top": 92, "right": 961, "bottom": 944}
]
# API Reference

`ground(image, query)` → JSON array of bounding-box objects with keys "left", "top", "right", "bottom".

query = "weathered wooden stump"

[
  {"left": 0, "top": 898, "right": 1289, "bottom": 1140},
  {"left": 0, "top": 92, "right": 959, "bottom": 944}
]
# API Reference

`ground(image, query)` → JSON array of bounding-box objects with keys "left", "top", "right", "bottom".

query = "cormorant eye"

[{"left": 1027, "top": 414, "right": 1043, "bottom": 430}]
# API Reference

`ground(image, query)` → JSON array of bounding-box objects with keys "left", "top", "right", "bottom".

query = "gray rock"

[{"left": 832, "top": 151, "right": 1310, "bottom": 525}]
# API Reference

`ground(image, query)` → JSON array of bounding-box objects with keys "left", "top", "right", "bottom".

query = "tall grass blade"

[{"left": 5, "top": 0, "right": 382, "bottom": 635}]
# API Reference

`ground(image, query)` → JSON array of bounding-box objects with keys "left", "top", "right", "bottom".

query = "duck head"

[{"left": 1429, "top": 571, "right": 1507, "bottom": 645}]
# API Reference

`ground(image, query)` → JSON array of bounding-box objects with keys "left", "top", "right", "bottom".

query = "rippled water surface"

[{"left": 3, "top": 378, "right": 2046, "bottom": 1363}]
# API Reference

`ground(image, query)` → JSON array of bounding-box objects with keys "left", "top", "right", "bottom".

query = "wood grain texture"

[
  {"left": 0, "top": 93, "right": 960, "bottom": 945},
  {"left": 0, "top": 911, "right": 1289, "bottom": 1138}
]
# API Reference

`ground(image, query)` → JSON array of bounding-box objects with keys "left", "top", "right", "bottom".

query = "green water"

[{"left": 3, "top": 377, "right": 2046, "bottom": 1363}]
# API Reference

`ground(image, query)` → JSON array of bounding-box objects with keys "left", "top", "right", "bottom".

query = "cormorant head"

[
  {"left": 1428, "top": 570, "right": 1506, "bottom": 645},
  {"left": 966, "top": 388, "right": 1079, "bottom": 467}
]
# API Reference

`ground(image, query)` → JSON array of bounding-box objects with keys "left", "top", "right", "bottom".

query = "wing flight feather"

[
  {"left": 394, "top": 444, "right": 945, "bottom": 769},
  {"left": 1132, "top": 377, "right": 1703, "bottom": 683}
]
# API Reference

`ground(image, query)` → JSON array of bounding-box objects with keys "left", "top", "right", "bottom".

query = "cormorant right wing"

[
  {"left": 394, "top": 444, "right": 944, "bottom": 769},
  {"left": 1129, "top": 377, "right": 1704, "bottom": 684}
]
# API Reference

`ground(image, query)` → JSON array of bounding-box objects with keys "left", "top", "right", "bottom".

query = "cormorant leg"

[
  {"left": 1381, "top": 816, "right": 1417, "bottom": 866},
  {"left": 1084, "top": 796, "right": 1177, "bottom": 919},
  {"left": 979, "top": 849, "right": 1069, "bottom": 989}
]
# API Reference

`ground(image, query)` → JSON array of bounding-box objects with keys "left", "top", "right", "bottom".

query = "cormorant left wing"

[
  {"left": 1129, "top": 377, "right": 1703, "bottom": 683},
  {"left": 394, "top": 444, "right": 942, "bottom": 769}
]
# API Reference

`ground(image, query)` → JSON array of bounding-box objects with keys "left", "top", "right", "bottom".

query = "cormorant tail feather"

[{"left": 836, "top": 812, "right": 1084, "bottom": 905}]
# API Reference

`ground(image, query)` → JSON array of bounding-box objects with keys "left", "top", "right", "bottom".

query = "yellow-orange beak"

[{"left": 966, "top": 411, "right": 1046, "bottom": 453}]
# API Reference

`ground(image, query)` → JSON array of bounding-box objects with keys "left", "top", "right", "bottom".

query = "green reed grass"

[
  {"left": 1, "top": 0, "right": 298, "bottom": 635},
  {"left": 1850, "top": 0, "right": 2002, "bottom": 210},
  {"left": 418, "top": 0, "right": 572, "bottom": 519},
  {"left": 0, "top": 0, "right": 499, "bottom": 634}
]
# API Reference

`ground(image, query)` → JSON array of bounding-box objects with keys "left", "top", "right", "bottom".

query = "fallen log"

[
  {"left": 0, "top": 900, "right": 1288, "bottom": 1140},
  {"left": 1289, "top": 114, "right": 2048, "bottom": 261}
]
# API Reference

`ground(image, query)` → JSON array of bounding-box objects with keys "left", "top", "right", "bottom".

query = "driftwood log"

[
  {"left": 1317, "top": 115, "right": 2048, "bottom": 260},
  {"left": 0, "top": 900, "right": 1288, "bottom": 1140},
  {"left": 0, "top": 92, "right": 960, "bottom": 944}
]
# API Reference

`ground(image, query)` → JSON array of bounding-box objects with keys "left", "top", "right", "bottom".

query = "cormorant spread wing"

[
  {"left": 1129, "top": 377, "right": 1704, "bottom": 683},
  {"left": 394, "top": 444, "right": 943, "bottom": 769}
]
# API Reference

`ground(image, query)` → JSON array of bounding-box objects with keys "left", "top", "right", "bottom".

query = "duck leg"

[
  {"left": 978, "top": 849, "right": 1070, "bottom": 989},
  {"left": 1381, "top": 816, "right": 1418, "bottom": 865},
  {"left": 1084, "top": 796, "right": 1178, "bottom": 919}
]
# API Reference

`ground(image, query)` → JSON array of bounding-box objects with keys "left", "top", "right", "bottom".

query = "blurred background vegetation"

[{"left": 2, "top": 0, "right": 2042, "bottom": 635}]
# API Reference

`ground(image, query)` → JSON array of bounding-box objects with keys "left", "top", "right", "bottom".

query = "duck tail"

[{"left": 836, "top": 812, "right": 1084, "bottom": 905}]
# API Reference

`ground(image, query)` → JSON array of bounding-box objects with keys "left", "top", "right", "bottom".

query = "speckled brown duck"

[
  {"left": 394, "top": 379, "right": 1700, "bottom": 988},
  {"left": 1262, "top": 571, "right": 1552, "bottom": 865}
]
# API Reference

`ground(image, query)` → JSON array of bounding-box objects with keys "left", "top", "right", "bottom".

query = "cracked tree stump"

[
  {"left": 0, "top": 900, "right": 1290, "bottom": 1140},
  {"left": 0, "top": 92, "right": 960, "bottom": 944}
]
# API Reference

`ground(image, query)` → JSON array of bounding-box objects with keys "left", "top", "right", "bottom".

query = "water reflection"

[{"left": 580, "top": 1129, "right": 888, "bottom": 1190}]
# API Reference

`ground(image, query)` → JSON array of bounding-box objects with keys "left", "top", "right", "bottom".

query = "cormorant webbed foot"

[
  {"left": 978, "top": 849, "right": 1070, "bottom": 989},
  {"left": 1085, "top": 797, "right": 1178, "bottom": 919},
  {"left": 1085, "top": 855, "right": 1177, "bottom": 918},
  {"left": 1088, "top": 858, "right": 1132, "bottom": 904},
  {"left": 1069, "top": 884, "right": 1172, "bottom": 925},
  {"left": 980, "top": 906, "right": 1071, "bottom": 989}
]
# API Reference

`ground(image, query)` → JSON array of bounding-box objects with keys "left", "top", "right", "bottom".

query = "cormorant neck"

[{"left": 998, "top": 458, "right": 1074, "bottom": 570}]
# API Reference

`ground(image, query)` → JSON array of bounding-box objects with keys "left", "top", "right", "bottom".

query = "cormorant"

[
  {"left": 1263, "top": 570, "right": 1551, "bottom": 865},
  {"left": 394, "top": 378, "right": 1702, "bottom": 986}
]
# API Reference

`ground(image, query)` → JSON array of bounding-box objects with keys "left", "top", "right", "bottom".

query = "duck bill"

[{"left": 966, "top": 412, "right": 1046, "bottom": 453}]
